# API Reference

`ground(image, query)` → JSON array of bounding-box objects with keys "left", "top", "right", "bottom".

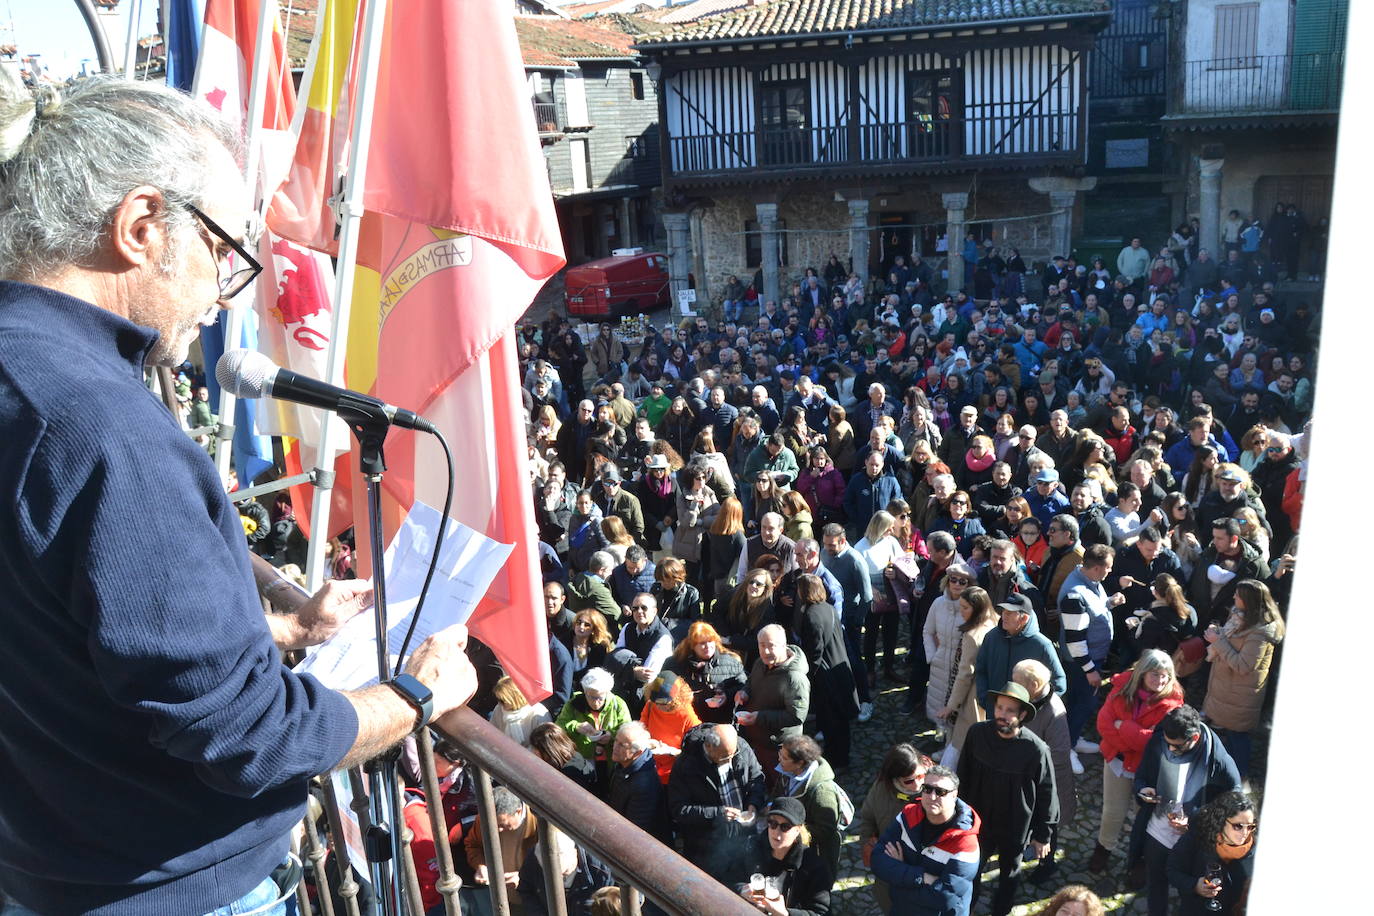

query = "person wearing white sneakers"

[{"left": 1055, "top": 544, "right": 1126, "bottom": 773}]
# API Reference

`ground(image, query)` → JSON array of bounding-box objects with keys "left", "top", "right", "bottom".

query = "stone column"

[
  {"left": 1049, "top": 190, "right": 1078, "bottom": 261},
  {"left": 847, "top": 198, "right": 871, "bottom": 290},
  {"left": 941, "top": 192, "right": 969, "bottom": 295},
  {"left": 756, "top": 202, "right": 781, "bottom": 306},
  {"left": 620, "top": 196, "right": 635, "bottom": 249},
  {"left": 1198, "top": 158, "right": 1224, "bottom": 257},
  {"left": 689, "top": 207, "right": 709, "bottom": 305},
  {"left": 662, "top": 211, "right": 691, "bottom": 308}
]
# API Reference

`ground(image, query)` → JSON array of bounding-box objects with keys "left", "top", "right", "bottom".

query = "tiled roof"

[
  {"left": 636, "top": 0, "right": 1110, "bottom": 46},
  {"left": 656, "top": 0, "right": 754, "bottom": 25},
  {"left": 515, "top": 15, "right": 646, "bottom": 68},
  {"left": 280, "top": 0, "right": 318, "bottom": 69}
]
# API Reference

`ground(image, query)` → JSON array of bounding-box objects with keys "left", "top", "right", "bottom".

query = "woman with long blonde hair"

[{"left": 1090, "top": 649, "right": 1184, "bottom": 874}]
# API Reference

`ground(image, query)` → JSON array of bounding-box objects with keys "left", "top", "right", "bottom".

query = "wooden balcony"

[
  {"left": 666, "top": 111, "right": 1082, "bottom": 180},
  {"left": 533, "top": 100, "right": 560, "bottom": 134}
]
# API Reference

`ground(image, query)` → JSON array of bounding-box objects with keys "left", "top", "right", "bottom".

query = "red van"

[{"left": 564, "top": 251, "right": 670, "bottom": 318}]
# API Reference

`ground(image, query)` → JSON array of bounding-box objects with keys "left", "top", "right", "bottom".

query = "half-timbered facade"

[{"left": 635, "top": 0, "right": 1111, "bottom": 305}]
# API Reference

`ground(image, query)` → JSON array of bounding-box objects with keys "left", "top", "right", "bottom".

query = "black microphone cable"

[{"left": 390, "top": 425, "right": 456, "bottom": 676}]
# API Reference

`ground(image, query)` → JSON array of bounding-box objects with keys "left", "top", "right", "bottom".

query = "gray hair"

[
  {"left": 581, "top": 667, "right": 614, "bottom": 693},
  {"left": 490, "top": 786, "right": 526, "bottom": 819},
  {"left": 0, "top": 76, "right": 241, "bottom": 282},
  {"left": 926, "top": 531, "right": 957, "bottom": 554},
  {"left": 1050, "top": 513, "right": 1079, "bottom": 539},
  {"left": 588, "top": 551, "right": 615, "bottom": 575},
  {"left": 616, "top": 721, "right": 652, "bottom": 752}
]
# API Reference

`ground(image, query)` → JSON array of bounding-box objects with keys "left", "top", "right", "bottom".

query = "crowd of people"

[{"left": 398, "top": 234, "right": 1311, "bottom": 916}]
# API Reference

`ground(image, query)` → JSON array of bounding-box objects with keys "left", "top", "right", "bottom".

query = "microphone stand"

[{"left": 343, "top": 410, "right": 408, "bottom": 916}]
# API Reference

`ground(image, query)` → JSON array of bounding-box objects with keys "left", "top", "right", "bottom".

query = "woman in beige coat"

[
  {"left": 1202, "top": 578, "right": 1284, "bottom": 777},
  {"left": 935, "top": 585, "right": 998, "bottom": 769}
]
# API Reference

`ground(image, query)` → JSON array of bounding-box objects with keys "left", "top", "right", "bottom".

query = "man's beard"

[{"left": 994, "top": 719, "right": 1018, "bottom": 736}]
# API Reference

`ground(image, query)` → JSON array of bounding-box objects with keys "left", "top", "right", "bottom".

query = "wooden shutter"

[{"left": 1214, "top": 3, "right": 1260, "bottom": 67}]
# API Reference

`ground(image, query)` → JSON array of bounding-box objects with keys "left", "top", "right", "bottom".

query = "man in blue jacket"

[
  {"left": 0, "top": 79, "right": 478, "bottom": 916},
  {"left": 871, "top": 765, "right": 980, "bottom": 916},
  {"left": 974, "top": 594, "right": 1066, "bottom": 716},
  {"left": 844, "top": 452, "right": 903, "bottom": 542}
]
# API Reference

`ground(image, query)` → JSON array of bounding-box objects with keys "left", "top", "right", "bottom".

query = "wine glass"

[
  {"left": 1204, "top": 862, "right": 1224, "bottom": 911},
  {"left": 1166, "top": 800, "right": 1188, "bottom": 832}
]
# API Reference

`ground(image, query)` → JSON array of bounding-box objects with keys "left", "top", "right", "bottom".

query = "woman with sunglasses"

[
  {"left": 734, "top": 797, "right": 831, "bottom": 916},
  {"left": 854, "top": 744, "right": 933, "bottom": 911},
  {"left": 922, "top": 563, "right": 974, "bottom": 736},
  {"left": 1166, "top": 790, "right": 1256, "bottom": 915},
  {"left": 720, "top": 570, "right": 776, "bottom": 672},
  {"left": 926, "top": 489, "right": 987, "bottom": 558}
]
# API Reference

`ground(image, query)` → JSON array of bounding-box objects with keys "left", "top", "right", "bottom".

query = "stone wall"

[{"left": 681, "top": 176, "right": 1069, "bottom": 305}]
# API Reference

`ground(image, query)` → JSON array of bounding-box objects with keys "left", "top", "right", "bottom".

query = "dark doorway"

[{"left": 878, "top": 213, "right": 915, "bottom": 279}]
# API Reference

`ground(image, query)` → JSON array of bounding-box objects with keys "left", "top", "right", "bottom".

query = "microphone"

[{"left": 216, "top": 349, "right": 436, "bottom": 434}]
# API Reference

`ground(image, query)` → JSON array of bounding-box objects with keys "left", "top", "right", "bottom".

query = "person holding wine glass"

[
  {"left": 734, "top": 797, "right": 832, "bottom": 916},
  {"left": 1166, "top": 790, "right": 1256, "bottom": 915}
]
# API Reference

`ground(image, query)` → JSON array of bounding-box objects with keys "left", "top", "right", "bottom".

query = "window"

[
  {"left": 626, "top": 136, "right": 649, "bottom": 160},
  {"left": 630, "top": 71, "right": 645, "bottom": 101},
  {"left": 758, "top": 81, "right": 808, "bottom": 166},
  {"left": 1213, "top": 3, "right": 1260, "bottom": 68},
  {"left": 906, "top": 70, "right": 954, "bottom": 159},
  {"left": 564, "top": 71, "right": 590, "bottom": 127},
  {"left": 570, "top": 139, "right": 591, "bottom": 192},
  {"left": 744, "top": 219, "right": 788, "bottom": 269}
]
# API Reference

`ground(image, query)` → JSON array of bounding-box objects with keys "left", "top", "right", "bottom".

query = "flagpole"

[
  {"left": 122, "top": 0, "right": 143, "bottom": 77},
  {"left": 213, "top": 0, "right": 280, "bottom": 484},
  {"left": 302, "top": 0, "right": 391, "bottom": 593}
]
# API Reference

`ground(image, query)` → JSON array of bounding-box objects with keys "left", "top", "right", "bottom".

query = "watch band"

[{"left": 386, "top": 673, "right": 434, "bottom": 732}]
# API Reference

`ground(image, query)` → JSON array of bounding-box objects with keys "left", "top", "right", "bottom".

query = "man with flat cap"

[{"left": 956, "top": 682, "right": 1059, "bottom": 916}]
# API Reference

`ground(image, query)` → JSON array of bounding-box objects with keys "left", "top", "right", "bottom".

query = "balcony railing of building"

[
  {"left": 1173, "top": 51, "right": 1345, "bottom": 116},
  {"left": 667, "top": 111, "right": 1081, "bottom": 177},
  {"left": 252, "top": 554, "right": 755, "bottom": 916},
  {"left": 533, "top": 100, "right": 559, "bottom": 134}
]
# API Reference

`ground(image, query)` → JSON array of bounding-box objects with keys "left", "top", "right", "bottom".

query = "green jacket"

[
  {"left": 743, "top": 443, "right": 799, "bottom": 488},
  {"left": 785, "top": 758, "right": 845, "bottom": 877},
  {"left": 555, "top": 691, "right": 631, "bottom": 761},
  {"left": 567, "top": 572, "right": 622, "bottom": 630},
  {"left": 742, "top": 646, "right": 809, "bottom": 749}
]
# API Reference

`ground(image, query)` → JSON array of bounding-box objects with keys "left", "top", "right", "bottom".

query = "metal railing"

[
  {"left": 253, "top": 554, "right": 756, "bottom": 916},
  {"left": 667, "top": 112, "right": 1080, "bottom": 176},
  {"left": 1173, "top": 52, "right": 1345, "bottom": 115},
  {"left": 533, "top": 101, "right": 559, "bottom": 133}
]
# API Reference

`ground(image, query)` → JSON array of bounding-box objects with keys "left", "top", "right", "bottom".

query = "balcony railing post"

[
  {"left": 536, "top": 820, "right": 571, "bottom": 916},
  {"left": 300, "top": 795, "right": 337, "bottom": 916},
  {"left": 472, "top": 766, "right": 512, "bottom": 916},
  {"left": 320, "top": 776, "right": 364, "bottom": 916},
  {"left": 619, "top": 882, "right": 642, "bottom": 916},
  {"left": 415, "top": 730, "right": 464, "bottom": 916}
]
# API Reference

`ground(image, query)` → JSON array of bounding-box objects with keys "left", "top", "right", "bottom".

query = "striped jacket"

[{"left": 871, "top": 799, "right": 981, "bottom": 916}]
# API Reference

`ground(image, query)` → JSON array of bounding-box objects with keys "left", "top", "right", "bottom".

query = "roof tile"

[{"left": 636, "top": 0, "right": 1110, "bottom": 46}]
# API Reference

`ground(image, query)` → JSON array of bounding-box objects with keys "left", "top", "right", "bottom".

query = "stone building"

[
  {"left": 634, "top": 0, "right": 1113, "bottom": 307},
  {"left": 1162, "top": 0, "right": 1345, "bottom": 268}
]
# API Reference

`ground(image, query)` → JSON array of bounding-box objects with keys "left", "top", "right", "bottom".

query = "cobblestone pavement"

[{"left": 827, "top": 639, "right": 1270, "bottom": 915}]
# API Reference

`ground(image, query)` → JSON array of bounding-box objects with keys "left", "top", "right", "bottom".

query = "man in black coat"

[
  {"left": 1070, "top": 482, "right": 1113, "bottom": 549},
  {"left": 608, "top": 722, "right": 673, "bottom": 844},
  {"left": 957, "top": 683, "right": 1059, "bottom": 916},
  {"left": 1186, "top": 518, "right": 1265, "bottom": 626},
  {"left": 667, "top": 724, "right": 767, "bottom": 873}
]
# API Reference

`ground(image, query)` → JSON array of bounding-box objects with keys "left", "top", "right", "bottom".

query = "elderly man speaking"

[{"left": 0, "top": 78, "right": 477, "bottom": 915}]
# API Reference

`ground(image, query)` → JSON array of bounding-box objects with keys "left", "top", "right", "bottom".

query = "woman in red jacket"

[{"left": 1088, "top": 649, "right": 1184, "bottom": 875}]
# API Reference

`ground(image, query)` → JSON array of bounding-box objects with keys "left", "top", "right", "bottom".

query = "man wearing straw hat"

[{"left": 955, "top": 682, "right": 1059, "bottom": 916}]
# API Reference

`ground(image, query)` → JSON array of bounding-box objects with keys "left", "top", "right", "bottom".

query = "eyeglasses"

[
  {"left": 766, "top": 819, "right": 796, "bottom": 832},
  {"left": 747, "top": 580, "right": 768, "bottom": 589},
  {"left": 631, "top": 604, "right": 654, "bottom": 611},
  {"left": 951, "top": 500, "right": 969, "bottom": 507},
  {"left": 185, "top": 204, "right": 261, "bottom": 300},
  {"left": 896, "top": 773, "right": 923, "bottom": 785},
  {"left": 946, "top": 576, "right": 970, "bottom": 585},
  {"left": 1164, "top": 737, "right": 1194, "bottom": 752},
  {"left": 1225, "top": 820, "right": 1257, "bottom": 834},
  {"left": 920, "top": 784, "right": 954, "bottom": 798}
]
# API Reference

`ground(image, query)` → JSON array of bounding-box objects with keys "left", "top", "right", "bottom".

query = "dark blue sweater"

[{"left": 0, "top": 283, "right": 358, "bottom": 914}]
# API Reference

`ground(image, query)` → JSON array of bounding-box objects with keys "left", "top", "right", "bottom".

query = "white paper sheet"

[{"left": 295, "top": 499, "right": 512, "bottom": 689}]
